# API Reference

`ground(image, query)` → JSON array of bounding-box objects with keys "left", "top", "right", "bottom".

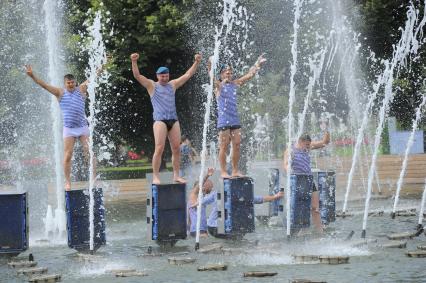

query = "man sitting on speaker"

[{"left": 283, "top": 129, "right": 330, "bottom": 232}]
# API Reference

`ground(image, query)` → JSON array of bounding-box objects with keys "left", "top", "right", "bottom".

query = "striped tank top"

[
  {"left": 151, "top": 83, "right": 178, "bottom": 121},
  {"left": 216, "top": 82, "right": 240, "bottom": 128},
  {"left": 291, "top": 145, "right": 311, "bottom": 174},
  {"left": 59, "top": 88, "right": 87, "bottom": 128}
]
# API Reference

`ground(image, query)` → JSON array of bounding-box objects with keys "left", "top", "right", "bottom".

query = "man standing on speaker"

[
  {"left": 131, "top": 52, "right": 202, "bottom": 185},
  {"left": 25, "top": 65, "right": 105, "bottom": 190},
  {"left": 207, "top": 54, "right": 266, "bottom": 179}
]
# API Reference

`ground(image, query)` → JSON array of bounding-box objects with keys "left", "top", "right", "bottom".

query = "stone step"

[
  {"left": 406, "top": 250, "right": 426, "bottom": 258},
  {"left": 292, "top": 255, "right": 320, "bottom": 264},
  {"left": 387, "top": 231, "right": 417, "bottom": 240},
  {"left": 115, "top": 271, "right": 148, "bottom": 277},
  {"left": 380, "top": 241, "right": 407, "bottom": 248},
  {"left": 28, "top": 274, "right": 61, "bottom": 283},
  {"left": 243, "top": 271, "right": 278, "bottom": 277},
  {"left": 197, "top": 264, "right": 227, "bottom": 271},
  {"left": 8, "top": 261, "right": 37, "bottom": 268},
  {"left": 318, "top": 256, "right": 349, "bottom": 264},
  {"left": 17, "top": 267, "right": 48, "bottom": 276}
]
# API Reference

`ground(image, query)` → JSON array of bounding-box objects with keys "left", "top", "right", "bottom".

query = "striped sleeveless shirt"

[
  {"left": 216, "top": 82, "right": 240, "bottom": 128},
  {"left": 150, "top": 83, "right": 177, "bottom": 121},
  {"left": 291, "top": 145, "right": 311, "bottom": 174},
  {"left": 59, "top": 88, "right": 87, "bottom": 128}
]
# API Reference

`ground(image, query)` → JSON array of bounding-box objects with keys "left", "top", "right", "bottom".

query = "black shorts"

[
  {"left": 159, "top": 119, "right": 177, "bottom": 131},
  {"left": 312, "top": 182, "right": 318, "bottom": 192},
  {"left": 218, "top": 125, "right": 241, "bottom": 132}
]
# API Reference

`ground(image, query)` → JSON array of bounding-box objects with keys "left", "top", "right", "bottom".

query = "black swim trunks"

[
  {"left": 160, "top": 119, "right": 177, "bottom": 131},
  {"left": 312, "top": 182, "right": 318, "bottom": 192},
  {"left": 218, "top": 125, "right": 241, "bottom": 132}
]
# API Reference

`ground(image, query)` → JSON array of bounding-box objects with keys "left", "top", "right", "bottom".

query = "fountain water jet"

[
  {"left": 361, "top": 3, "right": 426, "bottom": 238},
  {"left": 42, "top": 0, "right": 66, "bottom": 243},
  {"left": 84, "top": 11, "right": 108, "bottom": 252},
  {"left": 285, "top": 0, "right": 303, "bottom": 238},
  {"left": 343, "top": 2, "right": 426, "bottom": 216},
  {"left": 392, "top": 93, "right": 426, "bottom": 218},
  {"left": 195, "top": 0, "right": 240, "bottom": 248}
]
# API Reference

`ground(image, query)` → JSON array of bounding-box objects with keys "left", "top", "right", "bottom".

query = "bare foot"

[
  {"left": 65, "top": 182, "right": 71, "bottom": 191},
  {"left": 173, "top": 176, "right": 187, "bottom": 184},
  {"left": 152, "top": 175, "right": 161, "bottom": 185},
  {"left": 231, "top": 171, "right": 245, "bottom": 178},
  {"left": 220, "top": 171, "right": 232, "bottom": 179}
]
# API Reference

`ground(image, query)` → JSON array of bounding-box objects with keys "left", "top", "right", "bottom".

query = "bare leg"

[
  {"left": 218, "top": 130, "right": 231, "bottom": 178},
  {"left": 168, "top": 121, "right": 186, "bottom": 183},
  {"left": 63, "top": 137, "right": 76, "bottom": 190},
  {"left": 311, "top": 191, "right": 323, "bottom": 232},
  {"left": 152, "top": 121, "right": 168, "bottom": 185},
  {"left": 230, "top": 129, "right": 244, "bottom": 177},
  {"left": 79, "top": 135, "right": 96, "bottom": 183}
]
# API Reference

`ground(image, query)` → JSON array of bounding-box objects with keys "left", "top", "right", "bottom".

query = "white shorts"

[{"left": 63, "top": 126, "right": 90, "bottom": 138}]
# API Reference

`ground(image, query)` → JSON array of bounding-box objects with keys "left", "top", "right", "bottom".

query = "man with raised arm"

[
  {"left": 130, "top": 53, "right": 202, "bottom": 185},
  {"left": 25, "top": 65, "right": 99, "bottom": 190},
  {"left": 208, "top": 55, "right": 266, "bottom": 179},
  {"left": 283, "top": 130, "right": 331, "bottom": 232}
]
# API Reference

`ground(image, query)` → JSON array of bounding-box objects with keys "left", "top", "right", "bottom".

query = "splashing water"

[
  {"left": 195, "top": 0, "right": 239, "bottom": 246},
  {"left": 392, "top": 93, "right": 426, "bottom": 214},
  {"left": 296, "top": 44, "right": 327, "bottom": 137},
  {"left": 84, "top": 11, "right": 108, "bottom": 251},
  {"left": 43, "top": 0, "right": 66, "bottom": 243},
  {"left": 285, "top": 0, "right": 303, "bottom": 237},
  {"left": 362, "top": 3, "right": 426, "bottom": 237},
  {"left": 343, "top": 2, "right": 426, "bottom": 215}
]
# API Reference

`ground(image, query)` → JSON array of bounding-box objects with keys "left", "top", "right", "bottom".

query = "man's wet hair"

[
  {"left": 64, "top": 74, "right": 75, "bottom": 81},
  {"left": 298, "top": 133, "right": 312, "bottom": 142}
]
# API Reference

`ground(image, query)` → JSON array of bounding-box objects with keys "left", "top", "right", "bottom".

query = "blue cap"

[{"left": 156, "top": 66, "right": 169, "bottom": 74}]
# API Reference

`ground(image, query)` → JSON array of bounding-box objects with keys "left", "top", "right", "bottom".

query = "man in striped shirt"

[
  {"left": 25, "top": 65, "right": 94, "bottom": 190},
  {"left": 130, "top": 52, "right": 202, "bottom": 185},
  {"left": 283, "top": 130, "right": 330, "bottom": 232}
]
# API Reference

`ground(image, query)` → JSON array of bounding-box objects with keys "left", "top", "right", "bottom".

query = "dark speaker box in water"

[
  {"left": 147, "top": 183, "right": 187, "bottom": 243},
  {"left": 0, "top": 192, "right": 28, "bottom": 254},
  {"left": 217, "top": 177, "right": 255, "bottom": 236},
  {"left": 65, "top": 188, "right": 106, "bottom": 252},
  {"left": 290, "top": 174, "right": 313, "bottom": 233}
]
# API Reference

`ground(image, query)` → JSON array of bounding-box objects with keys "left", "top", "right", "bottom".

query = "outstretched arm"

[
  {"left": 25, "top": 65, "right": 62, "bottom": 98},
  {"left": 234, "top": 54, "right": 266, "bottom": 86},
  {"left": 202, "top": 167, "right": 214, "bottom": 185},
  {"left": 311, "top": 131, "right": 330, "bottom": 150},
  {"left": 79, "top": 55, "right": 111, "bottom": 95},
  {"left": 262, "top": 191, "right": 284, "bottom": 203},
  {"left": 170, "top": 53, "right": 202, "bottom": 90},
  {"left": 130, "top": 53, "right": 155, "bottom": 95},
  {"left": 207, "top": 56, "right": 221, "bottom": 93}
]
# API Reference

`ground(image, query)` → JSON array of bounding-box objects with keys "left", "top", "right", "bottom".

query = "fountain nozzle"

[
  {"left": 415, "top": 224, "right": 424, "bottom": 236},
  {"left": 390, "top": 212, "right": 396, "bottom": 219},
  {"left": 195, "top": 242, "right": 200, "bottom": 251},
  {"left": 361, "top": 230, "right": 366, "bottom": 239},
  {"left": 345, "top": 230, "right": 355, "bottom": 241}
]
